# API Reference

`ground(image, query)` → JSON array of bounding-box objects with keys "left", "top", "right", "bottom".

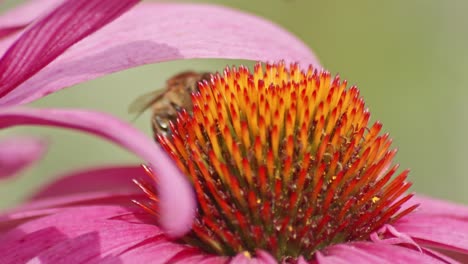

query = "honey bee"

[{"left": 129, "top": 71, "right": 212, "bottom": 138}]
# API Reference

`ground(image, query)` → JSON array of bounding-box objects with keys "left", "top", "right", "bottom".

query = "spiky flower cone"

[{"left": 137, "top": 62, "right": 417, "bottom": 261}]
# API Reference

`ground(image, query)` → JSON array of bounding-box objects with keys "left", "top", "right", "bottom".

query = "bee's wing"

[{"left": 128, "top": 89, "right": 167, "bottom": 118}]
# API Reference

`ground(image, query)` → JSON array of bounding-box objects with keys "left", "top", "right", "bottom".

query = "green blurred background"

[{"left": 1, "top": 0, "right": 467, "bottom": 209}]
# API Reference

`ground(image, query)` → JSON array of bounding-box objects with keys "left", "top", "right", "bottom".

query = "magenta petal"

[
  {"left": 255, "top": 250, "right": 277, "bottom": 264},
  {"left": 0, "top": 136, "right": 47, "bottom": 179},
  {"left": 394, "top": 195, "right": 468, "bottom": 255},
  {"left": 0, "top": 0, "right": 61, "bottom": 27},
  {"left": 296, "top": 256, "right": 312, "bottom": 264},
  {"left": 407, "top": 195, "right": 468, "bottom": 218},
  {"left": 315, "top": 252, "right": 350, "bottom": 264},
  {"left": 0, "top": 3, "right": 320, "bottom": 106},
  {"left": 31, "top": 165, "right": 143, "bottom": 200},
  {"left": 422, "top": 247, "right": 467, "bottom": 264},
  {"left": 0, "top": 0, "right": 139, "bottom": 99},
  {"left": 100, "top": 236, "right": 225, "bottom": 264},
  {"left": 316, "top": 244, "right": 388, "bottom": 264},
  {"left": 0, "top": 0, "right": 63, "bottom": 39},
  {"left": 0, "top": 25, "right": 25, "bottom": 40},
  {"left": 0, "top": 192, "right": 141, "bottom": 233},
  {"left": 394, "top": 213, "right": 468, "bottom": 255},
  {"left": 0, "top": 205, "right": 162, "bottom": 263},
  {"left": 0, "top": 107, "right": 196, "bottom": 237},
  {"left": 30, "top": 228, "right": 159, "bottom": 263},
  {"left": 230, "top": 251, "right": 276, "bottom": 264},
  {"left": 317, "top": 242, "right": 453, "bottom": 264}
]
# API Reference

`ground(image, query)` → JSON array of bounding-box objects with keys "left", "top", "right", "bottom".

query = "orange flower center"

[{"left": 136, "top": 62, "right": 417, "bottom": 261}]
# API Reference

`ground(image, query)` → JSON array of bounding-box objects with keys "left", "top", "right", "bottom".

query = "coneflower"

[
  {"left": 0, "top": 1, "right": 467, "bottom": 263},
  {"left": 135, "top": 62, "right": 417, "bottom": 262}
]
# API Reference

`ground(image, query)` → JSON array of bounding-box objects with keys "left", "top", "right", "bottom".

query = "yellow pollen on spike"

[{"left": 136, "top": 61, "right": 418, "bottom": 262}]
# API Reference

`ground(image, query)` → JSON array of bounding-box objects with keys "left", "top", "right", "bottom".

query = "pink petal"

[
  {"left": 13, "top": 191, "right": 141, "bottom": 212},
  {"left": 0, "top": 192, "right": 142, "bottom": 232},
  {"left": 297, "top": 256, "right": 312, "bottom": 264},
  {"left": 229, "top": 251, "right": 276, "bottom": 264},
  {"left": 371, "top": 224, "right": 462, "bottom": 263},
  {"left": 423, "top": 247, "right": 467, "bottom": 264},
  {"left": 394, "top": 195, "right": 468, "bottom": 256},
  {"left": 0, "top": 205, "right": 163, "bottom": 263},
  {"left": 315, "top": 252, "right": 350, "bottom": 264},
  {"left": 254, "top": 250, "right": 278, "bottom": 264},
  {"left": 0, "top": 25, "right": 25, "bottom": 40},
  {"left": 230, "top": 253, "right": 261, "bottom": 264},
  {"left": 31, "top": 165, "right": 143, "bottom": 200},
  {"left": 315, "top": 244, "right": 388, "bottom": 264},
  {"left": 0, "top": 3, "right": 320, "bottom": 106},
  {"left": 0, "top": 0, "right": 61, "bottom": 27},
  {"left": 100, "top": 237, "right": 226, "bottom": 264},
  {"left": 407, "top": 195, "right": 468, "bottom": 218},
  {"left": 167, "top": 252, "right": 228, "bottom": 264},
  {"left": 316, "top": 242, "right": 455, "bottom": 264},
  {"left": 0, "top": 0, "right": 139, "bottom": 99},
  {"left": 0, "top": 0, "right": 63, "bottom": 38},
  {"left": 0, "top": 136, "right": 47, "bottom": 179},
  {"left": 371, "top": 224, "right": 421, "bottom": 250},
  {"left": 0, "top": 107, "right": 195, "bottom": 237},
  {"left": 394, "top": 213, "right": 468, "bottom": 255}
]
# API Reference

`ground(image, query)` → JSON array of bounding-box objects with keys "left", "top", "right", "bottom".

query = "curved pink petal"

[
  {"left": 0, "top": 205, "right": 163, "bottom": 263},
  {"left": 316, "top": 242, "right": 456, "bottom": 264},
  {"left": 394, "top": 213, "right": 468, "bottom": 255},
  {"left": 31, "top": 165, "right": 143, "bottom": 200},
  {"left": 0, "top": 0, "right": 63, "bottom": 39},
  {"left": 0, "top": 3, "right": 320, "bottom": 106},
  {"left": 0, "top": 136, "right": 47, "bottom": 179},
  {"left": 0, "top": 107, "right": 195, "bottom": 237},
  {"left": 0, "top": 0, "right": 140, "bottom": 99}
]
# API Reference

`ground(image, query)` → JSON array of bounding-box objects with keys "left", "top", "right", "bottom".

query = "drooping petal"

[
  {"left": 16, "top": 191, "right": 141, "bottom": 213},
  {"left": 316, "top": 242, "right": 456, "bottom": 264},
  {"left": 0, "top": 107, "right": 195, "bottom": 237},
  {"left": 254, "top": 250, "right": 278, "bottom": 264},
  {"left": 0, "top": 205, "right": 164, "bottom": 263},
  {"left": 0, "top": 0, "right": 63, "bottom": 39},
  {"left": 0, "top": 25, "right": 23, "bottom": 40},
  {"left": 0, "top": 3, "right": 320, "bottom": 106},
  {"left": 0, "top": 0, "right": 140, "bottom": 99},
  {"left": 296, "top": 256, "right": 312, "bottom": 264},
  {"left": 0, "top": 192, "right": 142, "bottom": 233},
  {"left": 407, "top": 195, "right": 468, "bottom": 218},
  {"left": 423, "top": 247, "right": 468, "bottom": 264},
  {"left": 99, "top": 236, "right": 227, "bottom": 264},
  {"left": 0, "top": 136, "right": 47, "bottom": 179},
  {"left": 230, "top": 252, "right": 275, "bottom": 264},
  {"left": 31, "top": 165, "right": 143, "bottom": 200},
  {"left": 394, "top": 213, "right": 468, "bottom": 255},
  {"left": 371, "top": 224, "right": 462, "bottom": 263},
  {"left": 393, "top": 195, "right": 468, "bottom": 256}
]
